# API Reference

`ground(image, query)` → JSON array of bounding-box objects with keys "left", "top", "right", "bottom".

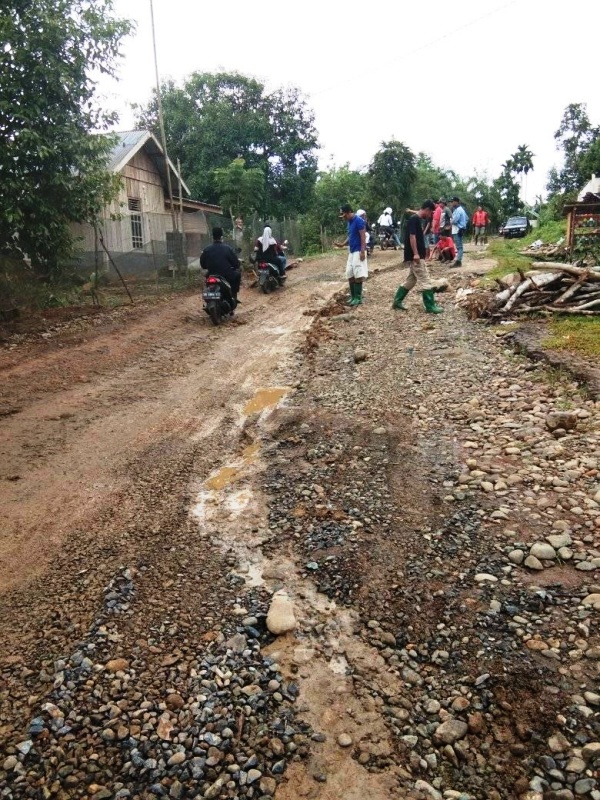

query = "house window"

[{"left": 128, "top": 198, "right": 143, "bottom": 249}]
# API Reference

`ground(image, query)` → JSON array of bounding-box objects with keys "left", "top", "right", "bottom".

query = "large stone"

[
  {"left": 548, "top": 732, "right": 570, "bottom": 753},
  {"left": 546, "top": 412, "right": 578, "bottom": 432},
  {"left": 434, "top": 718, "right": 468, "bottom": 745},
  {"left": 105, "top": 658, "right": 129, "bottom": 673},
  {"left": 529, "top": 542, "right": 557, "bottom": 561},
  {"left": 524, "top": 555, "right": 544, "bottom": 571},
  {"left": 581, "top": 594, "right": 600, "bottom": 610},
  {"left": 582, "top": 742, "right": 600, "bottom": 761},
  {"left": 266, "top": 590, "right": 297, "bottom": 635},
  {"left": 413, "top": 780, "right": 443, "bottom": 800},
  {"left": 546, "top": 532, "right": 572, "bottom": 549},
  {"left": 508, "top": 549, "right": 525, "bottom": 565}
]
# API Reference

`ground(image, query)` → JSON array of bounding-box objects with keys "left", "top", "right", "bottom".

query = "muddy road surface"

[{"left": 1, "top": 249, "right": 599, "bottom": 800}]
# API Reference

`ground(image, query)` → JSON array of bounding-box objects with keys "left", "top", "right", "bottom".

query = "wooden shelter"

[{"left": 563, "top": 191, "right": 600, "bottom": 258}]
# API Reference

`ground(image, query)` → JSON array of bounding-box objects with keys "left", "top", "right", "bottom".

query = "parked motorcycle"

[
  {"left": 202, "top": 274, "right": 235, "bottom": 326},
  {"left": 257, "top": 260, "right": 285, "bottom": 294}
]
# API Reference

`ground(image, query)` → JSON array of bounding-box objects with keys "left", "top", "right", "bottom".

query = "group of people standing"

[{"left": 335, "top": 196, "right": 488, "bottom": 314}]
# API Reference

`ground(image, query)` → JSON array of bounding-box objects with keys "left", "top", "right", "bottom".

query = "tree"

[
  {"left": 136, "top": 72, "right": 319, "bottom": 219},
  {"left": 367, "top": 141, "right": 416, "bottom": 217},
  {"left": 0, "top": 0, "right": 132, "bottom": 274},
  {"left": 510, "top": 144, "right": 534, "bottom": 201},
  {"left": 213, "top": 158, "right": 265, "bottom": 222},
  {"left": 549, "top": 103, "right": 600, "bottom": 194},
  {"left": 297, "top": 164, "right": 367, "bottom": 253},
  {"left": 493, "top": 161, "right": 522, "bottom": 220}
]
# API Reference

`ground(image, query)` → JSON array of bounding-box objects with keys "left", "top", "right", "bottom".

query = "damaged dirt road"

[{"left": 1, "top": 250, "right": 599, "bottom": 800}]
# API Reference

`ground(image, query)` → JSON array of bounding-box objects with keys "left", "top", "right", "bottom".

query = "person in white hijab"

[
  {"left": 254, "top": 225, "right": 285, "bottom": 276},
  {"left": 259, "top": 226, "right": 277, "bottom": 253}
]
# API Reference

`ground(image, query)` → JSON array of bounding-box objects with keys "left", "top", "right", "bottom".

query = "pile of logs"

[
  {"left": 458, "top": 263, "right": 600, "bottom": 320},
  {"left": 520, "top": 242, "right": 569, "bottom": 261}
]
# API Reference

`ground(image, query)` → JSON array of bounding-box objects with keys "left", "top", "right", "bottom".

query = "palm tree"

[{"left": 510, "top": 145, "right": 535, "bottom": 202}]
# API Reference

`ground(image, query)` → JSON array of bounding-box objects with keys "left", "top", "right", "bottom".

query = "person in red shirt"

[
  {"left": 429, "top": 234, "right": 456, "bottom": 263},
  {"left": 472, "top": 205, "right": 489, "bottom": 246},
  {"left": 431, "top": 200, "right": 443, "bottom": 244}
]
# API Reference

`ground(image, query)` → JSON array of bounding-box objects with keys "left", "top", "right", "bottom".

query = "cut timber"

[
  {"left": 554, "top": 272, "right": 590, "bottom": 304},
  {"left": 502, "top": 273, "right": 561, "bottom": 311},
  {"left": 529, "top": 262, "right": 600, "bottom": 282}
]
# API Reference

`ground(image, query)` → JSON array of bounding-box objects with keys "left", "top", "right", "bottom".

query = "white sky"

[{"left": 100, "top": 0, "right": 600, "bottom": 203}]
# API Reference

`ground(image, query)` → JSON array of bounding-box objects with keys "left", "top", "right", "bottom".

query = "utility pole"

[{"left": 149, "top": 0, "right": 178, "bottom": 242}]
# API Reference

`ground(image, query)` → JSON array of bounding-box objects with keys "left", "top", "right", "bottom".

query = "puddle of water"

[
  {"left": 205, "top": 466, "right": 241, "bottom": 491},
  {"left": 242, "top": 442, "right": 261, "bottom": 461},
  {"left": 243, "top": 387, "right": 290, "bottom": 416}
]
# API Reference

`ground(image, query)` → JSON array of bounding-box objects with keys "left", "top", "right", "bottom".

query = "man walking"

[
  {"left": 200, "top": 226, "right": 242, "bottom": 307},
  {"left": 450, "top": 196, "right": 468, "bottom": 267},
  {"left": 472, "top": 204, "right": 489, "bottom": 245},
  {"left": 334, "top": 203, "right": 367, "bottom": 306},
  {"left": 392, "top": 200, "right": 442, "bottom": 314}
]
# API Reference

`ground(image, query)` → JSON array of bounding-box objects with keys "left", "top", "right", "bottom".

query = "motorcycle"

[
  {"left": 257, "top": 260, "right": 285, "bottom": 294},
  {"left": 378, "top": 227, "right": 398, "bottom": 251},
  {"left": 202, "top": 274, "right": 236, "bottom": 326}
]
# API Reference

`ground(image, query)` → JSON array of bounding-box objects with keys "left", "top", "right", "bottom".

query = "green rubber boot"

[
  {"left": 392, "top": 285, "right": 409, "bottom": 310},
  {"left": 346, "top": 281, "right": 356, "bottom": 305},
  {"left": 422, "top": 289, "right": 443, "bottom": 314},
  {"left": 350, "top": 281, "right": 363, "bottom": 306}
]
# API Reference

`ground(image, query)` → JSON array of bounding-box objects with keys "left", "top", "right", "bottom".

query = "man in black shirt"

[
  {"left": 392, "top": 200, "right": 442, "bottom": 314},
  {"left": 200, "top": 227, "right": 241, "bottom": 305}
]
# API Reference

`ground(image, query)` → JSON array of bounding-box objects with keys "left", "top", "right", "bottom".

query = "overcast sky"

[{"left": 100, "top": 0, "right": 599, "bottom": 204}]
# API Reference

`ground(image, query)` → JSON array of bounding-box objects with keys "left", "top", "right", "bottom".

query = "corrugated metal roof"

[
  {"left": 102, "top": 129, "right": 190, "bottom": 196},
  {"left": 106, "top": 130, "right": 149, "bottom": 172}
]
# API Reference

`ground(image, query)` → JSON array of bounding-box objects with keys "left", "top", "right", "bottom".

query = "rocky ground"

[{"left": 0, "top": 249, "right": 598, "bottom": 799}]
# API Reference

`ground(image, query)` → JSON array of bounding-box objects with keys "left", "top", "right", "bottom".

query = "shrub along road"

[{"left": 0, "top": 248, "right": 598, "bottom": 800}]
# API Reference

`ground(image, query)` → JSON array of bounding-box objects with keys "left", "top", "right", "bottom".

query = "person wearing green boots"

[
  {"left": 334, "top": 203, "right": 368, "bottom": 307},
  {"left": 392, "top": 199, "right": 443, "bottom": 314}
]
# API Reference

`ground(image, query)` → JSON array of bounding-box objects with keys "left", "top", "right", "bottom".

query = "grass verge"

[
  {"left": 543, "top": 316, "right": 600, "bottom": 359},
  {"left": 484, "top": 220, "right": 567, "bottom": 284}
]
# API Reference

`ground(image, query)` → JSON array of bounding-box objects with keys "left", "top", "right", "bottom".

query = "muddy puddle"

[{"left": 243, "top": 386, "right": 290, "bottom": 416}]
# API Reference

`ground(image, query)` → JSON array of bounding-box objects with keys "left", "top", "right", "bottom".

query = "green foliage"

[
  {"left": 0, "top": 0, "right": 132, "bottom": 274},
  {"left": 213, "top": 158, "right": 265, "bottom": 220},
  {"left": 549, "top": 103, "right": 600, "bottom": 195},
  {"left": 367, "top": 140, "right": 416, "bottom": 217},
  {"left": 135, "top": 72, "right": 319, "bottom": 218}
]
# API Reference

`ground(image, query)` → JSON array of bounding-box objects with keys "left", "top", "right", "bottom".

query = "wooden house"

[{"left": 71, "top": 130, "right": 222, "bottom": 275}]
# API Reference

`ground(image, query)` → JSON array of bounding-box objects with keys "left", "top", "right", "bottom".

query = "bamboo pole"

[{"left": 149, "top": 0, "right": 178, "bottom": 244}]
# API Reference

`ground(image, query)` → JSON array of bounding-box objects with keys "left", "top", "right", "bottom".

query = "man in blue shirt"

[
  {"left": 334, "top": 203, "right": 367, "bottom": 306},
  {"left": 450, "top": 196, "right": 468, "bottom": 267}
]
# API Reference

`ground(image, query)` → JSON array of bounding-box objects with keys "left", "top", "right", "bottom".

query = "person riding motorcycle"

[
  {"left": 200, "top": 226, "right": 241, "bottom": 307},
  {"left": 377, "top": 207, "right": 401, "bottom": 247},
  {"left": 254, "top": 226, "right": 286, "bottom": 278}
]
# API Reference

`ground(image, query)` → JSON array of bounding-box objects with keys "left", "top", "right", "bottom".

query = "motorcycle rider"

[
  {"left": 200, "top": 226, "right": 241, "bottom": 307},
  {"left": 254, "top": 225, "right": 286, "bottom": 278},
  {"left": 377, "top": 207, "right": 401, "bottom": 247}
]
